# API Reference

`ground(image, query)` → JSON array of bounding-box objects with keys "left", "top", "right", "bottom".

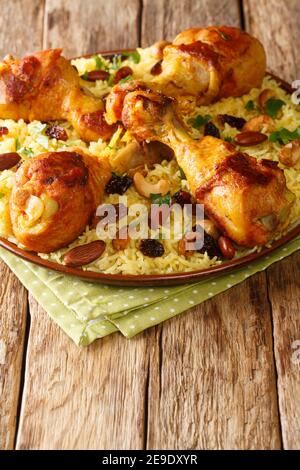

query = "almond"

[
  {"left": 113, "top": 66, "right": 133, "bottom": 84},
  {"left": 84, "top": 70, "right": 110, "bottom": 82},
  {"left": 64, "top": 240, "right": 106, "bottom": 267},
  {"left": 218, "top": 236, "right": 236, "bottom": 259},
  {"left": 234, "top": 131, "right": 267, "bottom": 146},
  {"left": 0, "top": 152, "right": 21, "bottom": 171}
]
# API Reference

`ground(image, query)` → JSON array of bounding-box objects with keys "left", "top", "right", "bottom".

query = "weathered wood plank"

[
  {"left": 244, "top": 0, "right": 300, "bottom": 449},
  {"left": 141, "top": 0, "right": 240, "bottom": 45},
  {"left": 16, "top": 298, "right": 150, "bottom": 449},
  {"left": 143, "top": 0, "right": 281, "bottom": 449},
  {"left": 244, "top": 0, "right": 300, "bottom": 82},
  {"left": 16, "top": 0, "right": 149, "bottom": 450},
  {"left": 0, "top": 0, "right": 44, "bottom": 58},
  {"left": 0, "top": 261, "right": 28, "bottom": 450},
  {"left": 44, "top": 0, "right": 141, "bottom": 57},
  {"left": 266, "top": 254, "right": 300, "bottom": 449},
  {"left": 147, "top": 275, "right": 281, "bottom": 449},
  {"left": 0, "top": 0, "right": 45, "bottom": 450}
]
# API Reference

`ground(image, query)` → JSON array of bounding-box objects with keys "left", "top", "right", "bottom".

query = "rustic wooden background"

[{"left": 0, "top": 0, "right": 299, "bottom": 450}]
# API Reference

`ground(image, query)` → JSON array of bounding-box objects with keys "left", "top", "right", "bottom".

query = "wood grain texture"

[
  {"left": 244, "top": 0, "right": 300, "bottom": 82},
  {"left": 244, "top": 0, "right": 300, "bottom": 449},
  {"left": 0, "top": 0, "right": 44, "bottom": 57},
  {"left": 0, "top": 0, "right": 44, "bottom": 450},
  {"left": 44, "top": 0, "right": 141, "bottom": 56},
  {"left": 267, "top": 254, "right": 300, "bottom": 449},
  {"left": 16, "top": 298, "right": 150, "bottom": 449},
  {"left": 16, "top": 0, "right": 150, "bottom": 450},
  {"left": 147, "top": 274, "right": 281, "bottom": 449},
  {"left": 141, "top": 0, "right": 240, "bottom": 45},
  {"left": 0, "top": 261, "right": 28, "bottom": 450}
]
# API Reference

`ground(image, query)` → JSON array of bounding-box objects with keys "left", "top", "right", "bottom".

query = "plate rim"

[{"left": 0, "top": 50, "right": 298, "bottom": 286}]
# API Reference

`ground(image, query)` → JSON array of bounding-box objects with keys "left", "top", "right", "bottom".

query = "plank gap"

[
  {"left": 143, "top": 356, "right": 150, "bottom": 450},
  {"left": 265, "top": 271, "right": 284, "bottom": 449},
  {"left": 137, "top": 0, "right": 144, "bottom": 47},
  {"left": 42, "top": 0, "right": 48, "bottom": 50},
  {"left": 239, "top": 0, "right": 245, "bottom": 29},
  {"left": 13, "top": 304, "right": 32, "bottom": 449}
]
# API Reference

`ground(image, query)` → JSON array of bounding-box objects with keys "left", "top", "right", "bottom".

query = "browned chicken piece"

[
  {"left": 10, "top": 150, "right": 111, "bottom": 253},
  {"left": 0, "top": 49, "right": 115, "bottom": 142},
  {"left": 106, "top": 85, "right": 293, "bottom": 247},
  {"left": 153, "top": 26, "right": 266, "bottom": 106}
]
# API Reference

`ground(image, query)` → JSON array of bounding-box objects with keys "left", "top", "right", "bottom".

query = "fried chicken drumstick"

[
  {"left": 153, "top": 26, "right": 266, "bottom": 106},
  {"left": 0, "top": 49, "right": 115, "bottom": 142},
  {"left": 106, "top": 84, "right": 293, "bottom": 247},
  {"left": 10, "top": 150, "right": 111, "bottom": 252}
]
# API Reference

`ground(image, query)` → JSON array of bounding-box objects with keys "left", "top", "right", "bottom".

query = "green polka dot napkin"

[{"left": 1, "top": 236, "right": 299, "bottom": 345}]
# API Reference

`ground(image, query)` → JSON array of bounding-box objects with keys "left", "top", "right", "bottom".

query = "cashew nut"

[
  {"left": 133, "top": 172, "right": 170, "bottom": 198},
  {"left": 279, "top": 140, "right": 300, "bottom": 167},
  {"left": 23, "top": 193, "right": 58, "bottom": 227},
  {"left": 258, "top": 88, "right": 276, "bottom": 110},
  {"left": 243, "top": 114, "right": 275, "bottom": 133},
  {"left": 24, "top": 195, "right": 44, "bottom": 226}
]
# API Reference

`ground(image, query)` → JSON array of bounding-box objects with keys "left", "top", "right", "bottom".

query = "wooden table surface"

[{"left": 0, "top": 0, "right": 299, "bottom": 450}]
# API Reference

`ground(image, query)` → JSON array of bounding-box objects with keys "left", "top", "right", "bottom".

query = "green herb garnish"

[
  {"left": 81, "top": 71, "right": 89, "bottom": 80},
  {"left": 179, "top": 167, "right": 186, "bottom": 180},
  {"left": 36, "top": 135, "right": 49, "bottom": 149},
  {"left": 265, "top": 98, "right": 285, "bottom": 118},
  {"left": 189, "top": 114, "right": 212, "bottom": 129},
  {"left": 269, "top": 126, "right": 300, "bottom": 145},
  {"left": 245, "top": 100, "right": 255, "bottom": 111},
  {"left": 93, "top": 55, "right": 106, "bottom": 70},
  {"left": 122, "top": 51, "right": 141, "bottom": 64},
  {"left": 108, "top": 74, "right": 115, "bottom": 86},
  {"left": 150, "top": 193, "right": 171, "bottom": 206},
  {"left": 15, "top": 137, "right": 21, "bottom": 150},
  {"left": 224, "top": 136, "right": 234, "bottom": 143},
  {"left": 20, "top": 147, "right": 34, "bottom": 157},
  {"left": 118, "top": 74, "right": 133, "bottom": 85},
  {"left": 111, "top": 55, "right": 122, "bottom": 70},
  {"left": 30, "top": 122, "right": 47, "bottom": 134}
]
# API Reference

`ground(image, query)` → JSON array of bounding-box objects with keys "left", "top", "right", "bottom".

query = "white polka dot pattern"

[{"left": 0, "top": 236, "right": 299, "bottom": 344}]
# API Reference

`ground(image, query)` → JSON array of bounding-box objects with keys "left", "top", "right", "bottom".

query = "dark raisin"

[
  {"left": 172, "top": 190, "right": 192, "bottom": 207},
  {"left": 0, "top": 126, "right": 9, "bottom": 136},
  {"left": 218, "top": 114, "right": 246, "bottom": 130},
  {"left": 105, "top": 174, "right": 132, "bottom": 195},
  {"left": 204, "top": 122, "right": 220, "bottom": 138},
  {"left": 150, "top": 60, "right": 162, "bottom": 76},
  {"left": 192, "top": 226, "right": 222, "bottom": 259},
  {"left": 139, "top": 239, "right": 165, "bottom": 258},
  {"left": 45, "top": 125, "right": 68, "bottom": 141}
]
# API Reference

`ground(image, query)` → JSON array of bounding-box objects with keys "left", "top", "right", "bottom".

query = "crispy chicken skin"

[
  {"left": 106, "top": 85, "right": 293, "bottom": 247},
  {"left": 10, "top": 150, "right": 111, "bottom": 253},
  {"left": 0, "top": 49, "right": 115, "bottom": 141},
  {"left": 154, "top": 26, "right": 266, "bottom": 105}
]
